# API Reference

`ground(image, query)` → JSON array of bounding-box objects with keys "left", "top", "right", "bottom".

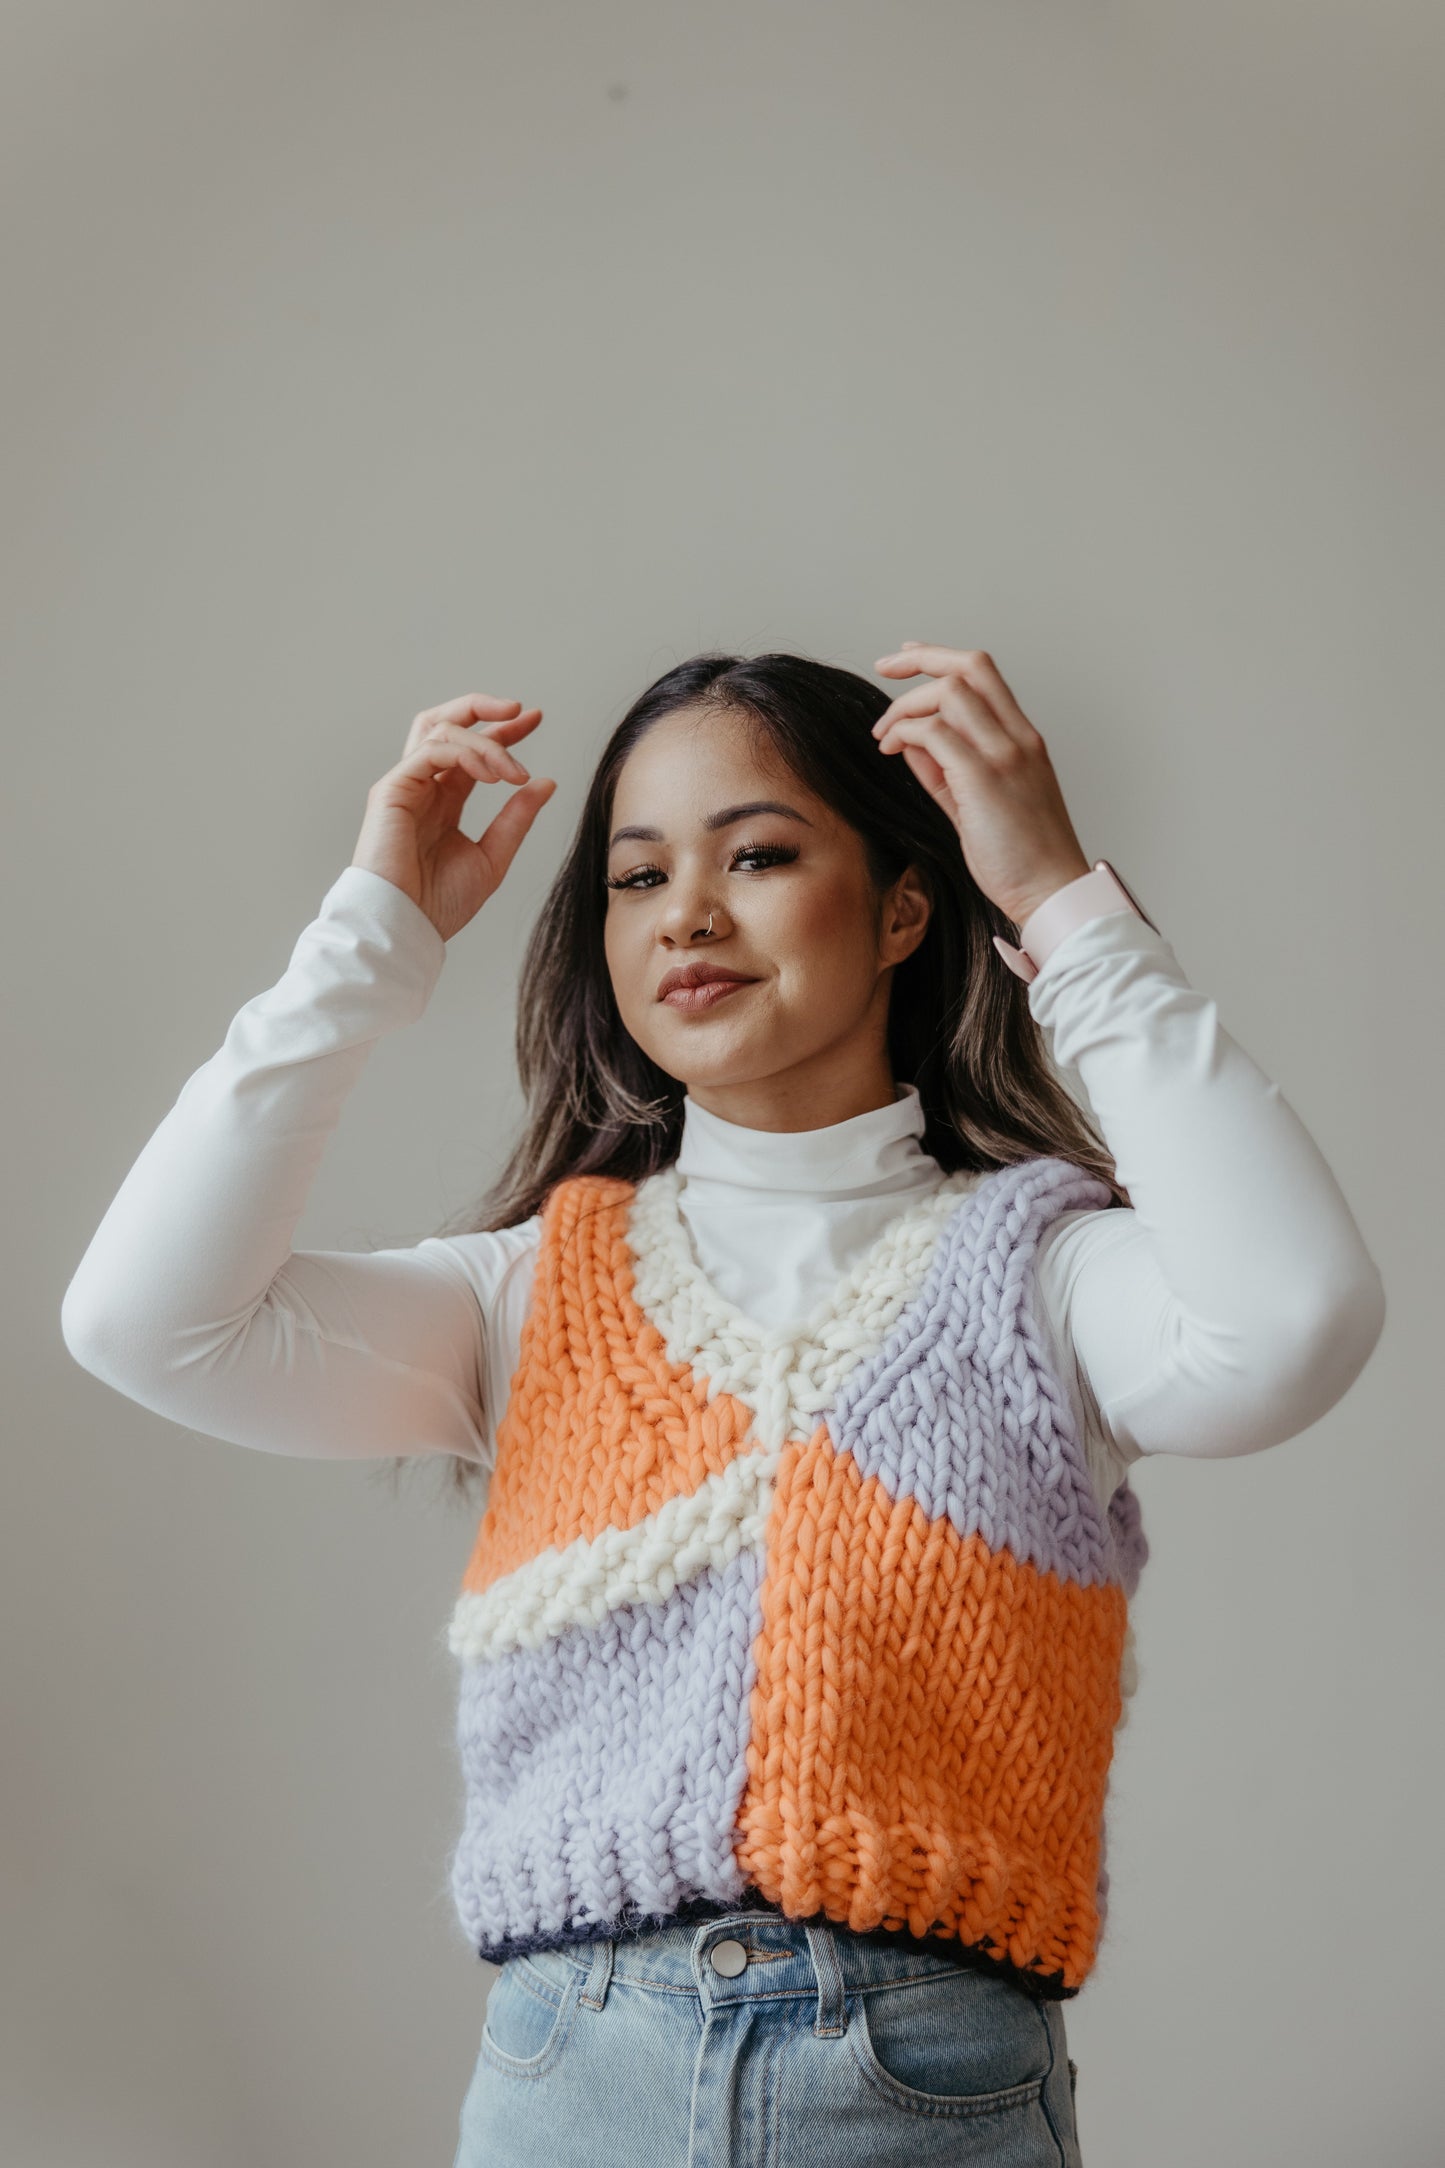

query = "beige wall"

[{"left": 6, "top": 4, "right": 1439, "bottom": 2162}]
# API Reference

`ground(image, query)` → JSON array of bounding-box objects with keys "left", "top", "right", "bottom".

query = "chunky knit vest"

[{"left": 446, "top": 1154, "right": 1148, "bottom": 2000}]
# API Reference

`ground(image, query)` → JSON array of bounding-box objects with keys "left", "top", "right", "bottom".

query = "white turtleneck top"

[{"left": 59, "top": 864, "right": 1386, "bottom": 1514}]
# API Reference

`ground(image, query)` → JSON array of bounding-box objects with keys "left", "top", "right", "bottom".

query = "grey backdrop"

[{"left": 6, "top": 4, "right": 1439, "bottom": 2163}]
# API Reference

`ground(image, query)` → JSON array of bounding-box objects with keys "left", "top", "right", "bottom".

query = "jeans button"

[{"left": 709, "top": 1938, "right": 748, "bottom": 1976}]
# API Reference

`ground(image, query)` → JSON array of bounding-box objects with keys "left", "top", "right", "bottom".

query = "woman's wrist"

[
  {"left": 1002, "top": 856, "right": 1094, "bottom": 933},
  {"left": 992, "top": 861, "right": 1155, "bottom": 984}
]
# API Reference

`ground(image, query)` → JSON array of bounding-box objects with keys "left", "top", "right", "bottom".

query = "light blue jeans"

[{"left": 451, "top": 1909, "right": 1084, "bottom": 2166}]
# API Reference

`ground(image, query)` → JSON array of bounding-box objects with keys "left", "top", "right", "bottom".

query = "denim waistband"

[
  {"left": 520, "top": 1910, "right": 1050, "bottom": 2031},
  {"left": 494, "top": 1891, "right": 1073, "bottom": 2004}
]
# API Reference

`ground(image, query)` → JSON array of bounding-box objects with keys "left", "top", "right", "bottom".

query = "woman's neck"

[{"left": 676, "top": 1080, "right": 937, "bottom": 1203}]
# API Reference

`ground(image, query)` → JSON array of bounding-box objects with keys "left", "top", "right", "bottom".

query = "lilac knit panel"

[
  {"left": 829, "top": 1155, "right": 1135, "bottom": 1591},
  {"left": 450, "top": 1547, "right": 763, "bottom": 1961}
]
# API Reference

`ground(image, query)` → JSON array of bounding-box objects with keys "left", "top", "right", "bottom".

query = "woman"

[{"left": 61, "top": 642, "right": 1386, "bottom": 2166}]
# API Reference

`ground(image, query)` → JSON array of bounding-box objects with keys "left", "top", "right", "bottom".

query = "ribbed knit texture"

[{"left": 445, "top": 1155, "right": 1148, "bottom": 1998}]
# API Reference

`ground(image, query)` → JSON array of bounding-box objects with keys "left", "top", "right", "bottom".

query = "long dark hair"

[{"left": 398, "top": 650, "right": 1127, "bottom": 1502}]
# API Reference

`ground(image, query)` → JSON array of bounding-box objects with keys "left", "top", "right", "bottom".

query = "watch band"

[{"left": 992, "top": 861, "right": 1158, "bottom": 983}]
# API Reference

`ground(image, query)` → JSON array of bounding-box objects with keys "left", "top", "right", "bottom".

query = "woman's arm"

[
  {"left": 1027, "top": 906, "right": 1387, "bottom": 1464},
  {"left": 869, "top": 640, "right": 1386, "bottom": 1478},
  {"left": 60, "top": 864, "right": 510, "bottom": 1463}
]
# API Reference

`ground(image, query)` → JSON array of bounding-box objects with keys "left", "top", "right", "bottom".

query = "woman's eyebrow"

[{"left": 609, "top": 800, "right": 814, "bottom": 848}]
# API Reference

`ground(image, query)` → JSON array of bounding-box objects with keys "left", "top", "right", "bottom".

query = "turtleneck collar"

[{"left": 676, "top": 1080, "right": 937, "bottom": 1203}]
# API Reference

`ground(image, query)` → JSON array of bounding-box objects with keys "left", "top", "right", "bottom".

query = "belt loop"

[
  {"left": 803, "top": 1920, "right": 847, "bottom": 2037},
  {"left": 578, "top": 1936, "right": 614, "bottom": 2011}
]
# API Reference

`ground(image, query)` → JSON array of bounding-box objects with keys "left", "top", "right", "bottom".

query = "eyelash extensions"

[{"left": 604, "top": 841, "right": 800, "bottom": 892}]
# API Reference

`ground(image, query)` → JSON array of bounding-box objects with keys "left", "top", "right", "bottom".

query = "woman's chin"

[{"left": 650, "top": 1029, "right": 793, "bottom": 1094}]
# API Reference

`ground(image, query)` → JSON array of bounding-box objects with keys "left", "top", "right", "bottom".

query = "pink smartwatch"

[{"left": 992, "top": 860, "right": 1159, "bottom": 984}]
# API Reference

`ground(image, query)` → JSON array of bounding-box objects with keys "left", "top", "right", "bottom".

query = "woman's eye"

[
  {"left": 604, "top": 861, "right": 665, "bottom": 891},
  {"left": 731, "top": 841, "right": 798, "bottom": 873},
  {"left": 605, "top": 841, "right": 798, "bottom": 892}
]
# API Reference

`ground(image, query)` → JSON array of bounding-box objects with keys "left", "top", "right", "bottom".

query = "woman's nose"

[{"left": 658, "top": 883, "right": 721, "bottom": 942}]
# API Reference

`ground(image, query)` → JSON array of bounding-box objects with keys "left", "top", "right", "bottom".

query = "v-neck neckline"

[
  {"left": 621, "top": 1159, "right": 998, "bottom": 1451},
  {"left": 629, "top": 1159, "right": 987, "bottom": 1352}
]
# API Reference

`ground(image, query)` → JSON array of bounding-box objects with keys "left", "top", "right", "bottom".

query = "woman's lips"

[{"left": 659, "top": 979, "right": 757, "bottom": 1012}]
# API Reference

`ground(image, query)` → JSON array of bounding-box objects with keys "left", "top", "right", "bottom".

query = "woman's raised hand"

[
  {"left": 351, "top": 695, "right": 556, "bottom": 941},
  {"left": 873, "top": 643, "right": 1091, "bottom": 929}
]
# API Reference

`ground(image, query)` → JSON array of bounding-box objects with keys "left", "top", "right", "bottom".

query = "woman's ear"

[{"left": 880, "top": 865, "right": 932, "bottom": 966}]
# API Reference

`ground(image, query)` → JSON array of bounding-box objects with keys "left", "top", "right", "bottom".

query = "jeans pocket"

[
  {"left": 849, "top": 1967, "right": 1052, "bottom": 2115},
  {"left": 479, "top": 1955, "right": 578, "bottom": 2078}
]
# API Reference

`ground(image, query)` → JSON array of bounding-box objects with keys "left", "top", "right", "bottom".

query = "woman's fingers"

[
  {"left": 875, "top": 711, "right": 982, "bottom": 790},
  {"left": 472, "top": 777, "right": 558, "bottom": 891},
  {"left": 353, "top": 695, "right": 554, "bottom": 933},
  {"left": 895, "top": 740, "right": 958, "bottom": 818},
  {"left": 874, "top": 672, "right": 1017, "bottom": 762},
  {"left": 875, "top": 646, "right": 1040, "bottom": 747},
  {"left": 402, "top": 695, "right": 544, "bottom": 760},
  {"left": 401, "top": 719, "right": 534, "bottom": 788},
  {"left": 871, "top": 644, "right": 1089, "bottom": 922}
]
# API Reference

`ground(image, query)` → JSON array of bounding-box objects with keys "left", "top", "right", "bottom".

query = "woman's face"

[{"left": 602, "top": 703, "right": 930, "bottom": 1129}]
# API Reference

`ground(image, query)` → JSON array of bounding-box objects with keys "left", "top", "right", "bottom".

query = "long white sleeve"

[
  {"left": 1026, "top": 908, "right": 1387, "bottom": 1464},
  {"left": 60, "top": 864, "right": 495, "bottom": 1463}
]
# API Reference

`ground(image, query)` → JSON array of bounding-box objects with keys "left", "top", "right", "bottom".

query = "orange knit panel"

[
  {"left": 460, "top": 1175, "right": 759, "bottom": 1594},
  {"left": 734, "top": 1430, "right": 1129, "bottom": 1992}
]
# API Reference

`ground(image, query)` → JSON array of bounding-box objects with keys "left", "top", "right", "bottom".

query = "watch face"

[{"left": 1098, "top": 860, "right": 1160, "bottom": 935}]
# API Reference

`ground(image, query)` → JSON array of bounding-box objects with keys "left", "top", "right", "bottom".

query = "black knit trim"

[{"left": 475, "top": 1888, "right": 1078, "bottom": 2003}]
